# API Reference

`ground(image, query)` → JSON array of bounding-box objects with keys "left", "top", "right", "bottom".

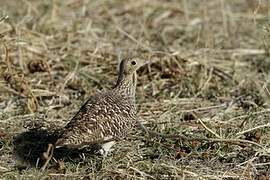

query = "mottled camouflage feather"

[{"left": 55, "top": 58, "right": 143, "bottom": 148}]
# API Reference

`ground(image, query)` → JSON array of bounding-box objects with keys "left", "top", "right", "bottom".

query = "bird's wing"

[{"left": 56, "top": 93, "right": 134, "bottom": 148}]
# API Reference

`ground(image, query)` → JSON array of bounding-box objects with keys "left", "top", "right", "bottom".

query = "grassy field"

[{"left": 0, "top": 0, "right": 270, "bottom": 179}]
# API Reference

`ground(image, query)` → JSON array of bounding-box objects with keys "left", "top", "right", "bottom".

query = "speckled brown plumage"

[{"left": 55, "top": 58, "right": 147, "bottom": 148}]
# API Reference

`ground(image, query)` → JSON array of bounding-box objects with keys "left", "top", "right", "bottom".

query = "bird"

[{"left": 41, "top": 57, "right": 148, "bottom": 170}]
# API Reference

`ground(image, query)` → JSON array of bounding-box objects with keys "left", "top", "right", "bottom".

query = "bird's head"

[
  {"left": 114, "top": 57, "right": 149, "bottom": 91},
  {"left": 118, "top": 57, "right": 148, "bottom": 76}
]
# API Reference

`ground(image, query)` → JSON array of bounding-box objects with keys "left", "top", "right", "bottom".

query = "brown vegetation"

[{"left": 0, "top": 0, "right": 270, "bottom": 179}]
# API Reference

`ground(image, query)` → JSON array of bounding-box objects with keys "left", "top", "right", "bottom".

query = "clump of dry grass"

[{"left": 0, "top": 0, "right": 270, "bottom": 179}]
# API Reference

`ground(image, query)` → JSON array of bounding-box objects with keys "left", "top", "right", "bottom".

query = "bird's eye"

[{"left": 131, "top": 61, "right": 136, "bottom": 65}]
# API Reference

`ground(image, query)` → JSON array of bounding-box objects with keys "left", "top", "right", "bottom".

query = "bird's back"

[{"left": 56, "top": 90, "right": 137, "bottom": 148}]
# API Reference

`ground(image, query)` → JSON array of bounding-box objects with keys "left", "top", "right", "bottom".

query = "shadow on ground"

[{"left": 12, "top": 129, "right": 102, "bottom": 169}]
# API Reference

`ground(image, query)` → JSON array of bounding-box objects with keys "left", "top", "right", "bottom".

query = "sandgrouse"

[{"left": 42, "top": 57, "right": 148, "bottom": 169}]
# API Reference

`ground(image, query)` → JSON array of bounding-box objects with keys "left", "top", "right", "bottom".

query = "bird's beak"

[{"left": 136, "top": 58, "right": 150, "bottom": 69}]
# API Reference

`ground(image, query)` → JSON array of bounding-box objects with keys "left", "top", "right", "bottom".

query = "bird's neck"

[{"left": 113, "top": 72, "right": 137, "bottom": 102}]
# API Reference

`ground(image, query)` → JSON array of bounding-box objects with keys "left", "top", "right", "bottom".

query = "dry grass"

[{"left": 0, "top": 0, "right": 270, "bottom": 179}]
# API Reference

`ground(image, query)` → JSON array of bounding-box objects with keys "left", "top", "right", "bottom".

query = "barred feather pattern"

[{"left": 56, "top": 68, "right": 138, "bottom": 148}]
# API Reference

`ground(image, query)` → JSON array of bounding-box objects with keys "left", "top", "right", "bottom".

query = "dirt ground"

[{"left": 0, "top": 0, "right": 270, "bottom": 179}]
